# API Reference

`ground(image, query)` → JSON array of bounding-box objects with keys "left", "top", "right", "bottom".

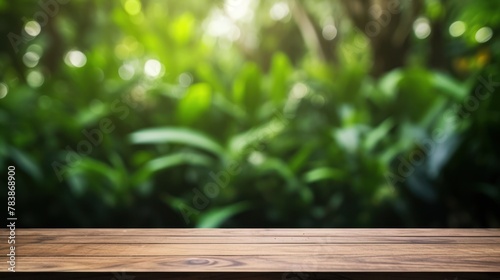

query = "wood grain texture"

[
  {"left": 1, "top": 273, "right": 500, "bottom": 280},
  {"left": 17, "top": 235, "right": 500, "bottom": 244},
  {"left": 14, "top": 228, "right": 500, "bottom": 236},
  {"left": 2, "top": 229, "right": 500, "bottom": 272}
]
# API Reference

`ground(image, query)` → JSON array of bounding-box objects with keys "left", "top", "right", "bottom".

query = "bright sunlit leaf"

[
  {"left": 129, "top": 127, "right": 226, "bottom": 157},
  {"left": 177, "top": 83, "right": 212, "bottom": 125}
]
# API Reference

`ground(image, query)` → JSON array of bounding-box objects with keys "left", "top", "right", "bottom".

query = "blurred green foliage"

[{"left": 0, "top": 0, "right": 499, "bottom": 227}]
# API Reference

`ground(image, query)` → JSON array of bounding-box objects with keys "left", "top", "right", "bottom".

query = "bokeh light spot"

[
  {"left": 27, "top": 71, "right": 45, "bottom": 88},
  {"left": 248, "top": 151, "right": 265, "bottom": 165},
  {"left": 124, "top": 0, "right": 142, "bottom": 15},
  {"left": 449, "top": 21, "right": 466, "bottom": 37},
  {"left": 178, "top": 72, "right": 193, "bottom": 87},
  {"left": 270, "top": 2, "right": 289, "bottom": 21},
  {"left": 413, "top": 17, "right": 431, "bottom": 39},
  {"left": 205, "top": 12, "right": 240, "bottom": 41},
  {"left": 23, "top": 51, "right": 40, "bottom": 68},
  {"left": 0, "top": 83, "right": 8, "bottom": 99},
  {"left": 27, "top": 44, "right": 43, "bottom": 55},
  {"left": 475, "top": 27, "right": 493, "bottom": 43},
  {"left": 311, "top": 94, "right": 326, "bottom": 107},
  {"left": 291, "top": 83, "right": 309, "bottom": 99},
  {"left": 65, "top": 50, "right": 87, "bottom": 68},
  {"left": 119, "top": 64, "right": 135, "bottom": 80},
  {"left": 322, "top": 24, "right": 338, "bottom": 40},
  {"left": 225, "top": 0, "right": 252, "bottom": 21},
  {"left": 144, "top": 59, "right": 162, "bottom": 78},
  {"left": 24, "top": 21, "right": 41, "bottom": 37}
]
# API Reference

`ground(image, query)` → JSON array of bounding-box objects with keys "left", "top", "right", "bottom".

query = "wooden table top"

[{"left": 3, "top": 228, "right": 500, "bottom": 272}]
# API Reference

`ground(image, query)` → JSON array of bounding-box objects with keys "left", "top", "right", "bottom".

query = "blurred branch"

[
  {"left": 428, "top": 0, "right": 448, "bottom": 70},
  {"left": 392, "top": 1, "right": 422, "bottom": 47},
  {"left": 341, "top": 0, "right": 370, "bottom": 31},
  {"left": 41, "top": 18, "right": 65, "bottom": 74},
  {"left": 341, "top": 0, "right": 423, "bottom": 77},
  {"left": 291, "top": 0, "right": 327, "bottom": 62}
]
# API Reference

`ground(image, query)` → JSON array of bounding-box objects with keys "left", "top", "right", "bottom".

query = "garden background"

[{"left": 1, "top": 0, "right": 499, "bottom": 228}]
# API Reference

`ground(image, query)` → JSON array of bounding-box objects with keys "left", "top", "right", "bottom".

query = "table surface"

[{"left": 3, "top": 228, "right": 500, "bottom": 272}]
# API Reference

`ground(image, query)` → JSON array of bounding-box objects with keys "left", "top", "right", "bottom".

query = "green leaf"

[
  {"left": 9, "top": 148, "right": 42, "bottom": 181},
  {"left": 197, "top": 202, "right": 250, "bottom": 228},
  {"left": 397, "top": 68, "right": 439, "bottom": 122},
  {"left": 300, "top": 187, "right": 314, "bottom": 205},
  {"left": 162, "top": 194, "right": 191, "bottom": 212},
  {"left": 333, "top": 126, "right": 360, "bottom": 153},
  {"left": 0, "top": 139, "right": 6, "bottom": 167},
  {"left": 269, "top": 52, "right": 292, "bottom": 104},
  {"left": 303, "top": 167, "right": 346, "bottom": 183},
  {"left": 432, "top": 72, "right": 468, "bottom": 101},
  {"left": 228, "top": 119, "right": 284, "bottom": 156},
  {"left": 177, "top": 83, "right": 212, "bottom": 125},
  {"left": 170, "top": 13, "right": 195, "bottom": 45},
  {"left": 147, "top": 152, "right": 213, "bottom": 171},
  {"left": 378, "top": 69, "right": 403, "bottom": 97},
  {"left": 364, "top": 118, "right": 394, "bottom": 152},
  {"left": 258, "top": 158, "right": 299, "bottom": 190},
  {"left": 232, "top": 63, "right": 262, "bottom": 114},
  {"left": 196, "top": 62, "right": 226, "bottom": 95},
  {"left": 109, "top": 152, "right": 128, "bottom": 190},
  {"left": 133, "top": 151, "right": 214, "bottom": 184},
  {"left": 129, "top": 127, "right": 226, "bottom": 157},
  {"left": 75, "top": 101, "right": 108, "bottom": 127},
  {"left": 289, "top": 143, "right": 315, "bottom": 172},
  {"left": 67, "top": 174, "right": 86, "bottom": 196},
  {"left": 68, "top": 157, "right": 118, "bottom": 188},
  {"left": 212, "top": 93, "right": 247, "bottom": 120},
  {"left": 110, "top": 152, "right": 127, "bottom": 176}
]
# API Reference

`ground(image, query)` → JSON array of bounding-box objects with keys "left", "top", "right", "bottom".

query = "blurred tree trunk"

[
  {"left": 429, "top": 17, "right": 447, "bottom": 71},
  {"left": 291, "top": 0, "right": 339, "bottom": 64},
  {"left": 342, "top": 0, "right": 423, "bottom": 77}
]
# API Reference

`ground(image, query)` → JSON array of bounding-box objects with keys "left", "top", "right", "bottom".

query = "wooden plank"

[
  {"left": 14, "top": 243, "right": 500, "bottom": 256},
  {"left": 16, "top": 235, "right": 500, "bottom": 244},
  {"left": 1, "top": 273, "right": 499, "bottom": 280},
  {"left": 16, "top": 255, "right": 500, "bottom": 272},
  {"left": 2, "top": 229, "right": 500, "bottom": 272},
  {"left": 10, "top": 228, "right": 500, "bottom": 236}
]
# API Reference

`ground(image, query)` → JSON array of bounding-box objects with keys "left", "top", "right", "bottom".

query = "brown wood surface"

[
  {"left": 1, "top": 272, "right": 500, "bottom": 280},
  {"left": 2, "top": 229, "right": 500, "bottom": 272}
]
